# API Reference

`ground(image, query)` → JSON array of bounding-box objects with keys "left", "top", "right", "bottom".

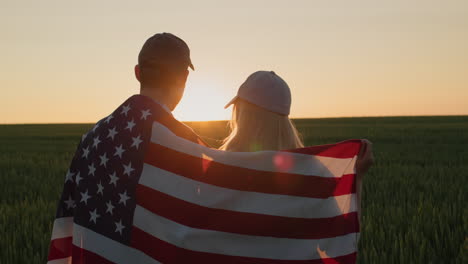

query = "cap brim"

[
  {"left": 189, "top": 62, "right": 195, "bottom": 70},
  {"left": 224, "top": 96, "right": 238, "bottom": 109}
]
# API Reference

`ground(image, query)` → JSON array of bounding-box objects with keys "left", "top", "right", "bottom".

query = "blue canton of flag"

[{"left": 55, "top": 96, "right": 155, "bottom": 244}]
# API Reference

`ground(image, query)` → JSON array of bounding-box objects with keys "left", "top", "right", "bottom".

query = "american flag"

[{"left": 47, "top": 94, "right": 362, "bottom": 264}]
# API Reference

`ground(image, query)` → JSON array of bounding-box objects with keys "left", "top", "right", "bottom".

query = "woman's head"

[
  {"left": 224, "top": 71, "right": 291, "bottom": 115},
  {"left": 220, "top": 71, "right": 304, "bottom": 152}
]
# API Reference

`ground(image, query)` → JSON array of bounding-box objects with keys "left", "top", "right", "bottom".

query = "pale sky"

[{"left": 1, "top": 0, "right": 467, "bottom": 123}]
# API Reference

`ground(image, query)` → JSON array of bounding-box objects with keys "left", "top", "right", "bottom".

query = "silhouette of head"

[{"left": 135, "top": 32, "right": 194, "bottom": 110}]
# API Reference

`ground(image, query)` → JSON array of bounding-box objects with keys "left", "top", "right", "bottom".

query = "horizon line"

[{"left": 1, "top": 114, "right": 467, "bottom": 125}]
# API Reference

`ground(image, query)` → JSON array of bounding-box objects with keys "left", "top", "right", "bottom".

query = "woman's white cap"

[{"left": 224, "top": 71, "right": 291, "bottom": 115}]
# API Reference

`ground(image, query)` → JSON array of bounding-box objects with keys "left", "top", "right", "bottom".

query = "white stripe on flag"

[
  {"left": 51, "top": 217, "right": 73, "bottom": 240},
  {"left": 71, "top": 223, "right": 161, "bottom": 264},
  {"left": 133, "top": 205, "right": 358, "bottom": 260},
  {"left": 151, "top": 122, "right": 357, "bottom": 178},
  {"left": 46, "top": 257, "right": 71, "bottom": 264},
  {"left": 139, "top": 164, "right": 357, "bottom": 218}
]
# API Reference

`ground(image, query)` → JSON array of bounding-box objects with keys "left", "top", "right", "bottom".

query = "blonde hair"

[{"left": 219, "top": 99, "right": 304, "bottom": 152}]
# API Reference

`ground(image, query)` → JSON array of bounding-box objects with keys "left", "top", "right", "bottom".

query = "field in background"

[{"left": 0, "top": 116, "right": 467, "bottom": 263}]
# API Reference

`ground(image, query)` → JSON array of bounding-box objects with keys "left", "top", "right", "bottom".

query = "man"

[
  {"left": 136, "top": 32, "right": 193, "bottom": 114},
  {"left": 47, "top": 32, "right": 206, "bottom": 263},
  {"left": 133, "top": 32, "right": 206, "bottom": 144}
]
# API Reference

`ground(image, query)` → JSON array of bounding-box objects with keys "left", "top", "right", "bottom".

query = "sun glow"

[{"left": 173, "top": 78, "right": 233, "bottom": 122}]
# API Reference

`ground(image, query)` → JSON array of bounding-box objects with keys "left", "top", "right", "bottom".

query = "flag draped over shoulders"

[{"left": 47, "top": 94, "right": 362, "bottom": 264}]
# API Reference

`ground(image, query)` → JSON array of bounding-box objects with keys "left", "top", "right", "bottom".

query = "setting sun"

[{"left": 173, "top": 77, "right": 233, "bottom": 122}]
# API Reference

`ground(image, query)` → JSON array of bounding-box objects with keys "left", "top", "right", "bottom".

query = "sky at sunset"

[{"left": 1, "top": 0, "right": 467, "bottom": 123}]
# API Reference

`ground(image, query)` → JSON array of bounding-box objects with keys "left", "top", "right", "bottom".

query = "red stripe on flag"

[
  {"left": 144, "top": 143, "right": 356, "bottom": 199},
  {"left": 71, "top": 245, "right": 115, "bottom": 264},
  {"left": 48, "top": 237, "right": 72, "bottom": 261},
  {"left": 131, "top": 227, "right": 357, "bottom": 264},
  {"left": 136, "top": 184, "right": 358, "bottom": 239},
  {"left": 284, "top": 140, "right": 362, "bottom": 159}
]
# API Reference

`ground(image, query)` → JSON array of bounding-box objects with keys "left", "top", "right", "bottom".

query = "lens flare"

[
  {"left": 273, "top": 153, "right": 294, "bottom": 172},
  {"left": 249, "top": 143, "right": 262, "bottom": 152}
]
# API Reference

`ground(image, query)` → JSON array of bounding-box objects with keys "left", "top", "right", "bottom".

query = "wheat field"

[{"left": 0, "top": 116, "right": 466, "bottom": 263}]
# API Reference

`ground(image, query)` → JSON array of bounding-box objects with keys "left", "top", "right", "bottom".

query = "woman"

[
  {"left": 220, "top": 71, "right": 304, "bottom": 152},
  {"left": 221, "top": 70, "right": 374, "bottom": 218},
  {"left": 221, "top": 70, "right": 373, "bottom": 166}
]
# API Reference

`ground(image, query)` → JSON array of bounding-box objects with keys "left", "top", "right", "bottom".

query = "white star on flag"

[
  {"left": 80, "top": 189, "right": 91, "bottom": 205},
  {"left": 92, "top": 122, "right": 100, "bottom": 133},
  {"left": 65, "top": 170, "right": 74, "bottom": 183},
  {"left": 125, "top": 119, "right": 136, "bottom": 132},
  {"left": 89, "top": 209, "right": 100, "bottom": 224},
  {"left": 118, "top": 190, "right": 130, "bottom": 206},
  {"left": 123, "top": 162, "right": 134, "bottom": 176},
  {"left": 81, "top": 132, "right": 88, "bottom": 142},
  {"left": 105, "top": 114, "right": 114, "bottom": 123},
  {"left": 108, "top": 172, "right": 119, "bottom": 187},
  {"left": 141, "top": 109, "right": 152, "bottom": 120},
  {"left": 115, "top": 219, "right": 125, "bottom": 235},
  {"left": 107, "top": 127, "right": 118, "bottom": 140},
  {"left": 82, "top": 146, "right": 90, "bottom": 159},
  {"left": 64, "top": 195, "right": 75, "bottom": 209},
  {"left": 114, "top": 144, "right": 125, "bottom": 159},
  {"left": 92, "top": 136, "right": 101, "bottom": 149},
  {"left": 88, "top": 163, "right": 96, "bottom": 176},
  {"left": 99, "top": 153, "right": 109, "bottom": 167},
  {"left": 106, "top": 201, "right": 115, "bottom": 215},
  {"left": 75, "top": 172, "right": 82, "bottom": 185},
  {"left": 131, "top": 135, "right": 143, "bottom": 149},
  {"left": 121, "top": 104, "right": 131, "bottom": 116},
  {"left": 97, "top": 182, "right": 104, "bottom": 196}
]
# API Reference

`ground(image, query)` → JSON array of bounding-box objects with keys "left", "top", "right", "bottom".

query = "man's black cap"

[{"left": 138, "top": 32, "right": 194, "bottom": 71}]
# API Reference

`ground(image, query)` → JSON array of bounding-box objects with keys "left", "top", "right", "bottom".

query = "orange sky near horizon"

[{"left": 1, "top": 0, "right": 467, "bottom": 123}]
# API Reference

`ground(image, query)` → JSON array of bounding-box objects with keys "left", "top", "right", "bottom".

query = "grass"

[{"left": 0, "top": 116, "right": 467, "bottom": 263}]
